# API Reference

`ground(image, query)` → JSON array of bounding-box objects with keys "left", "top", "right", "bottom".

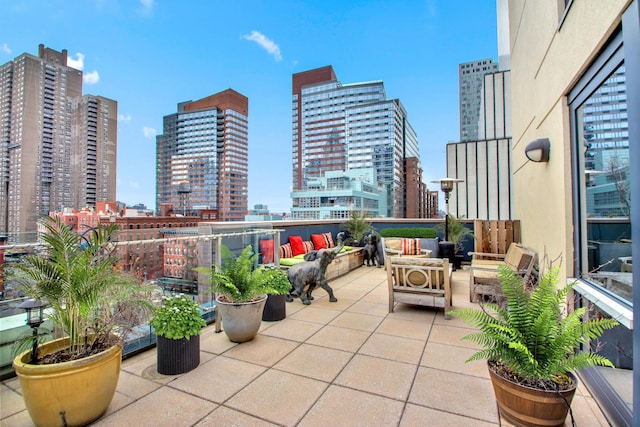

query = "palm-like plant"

[
  {"left": 342, "top": 211, "right": 373, "bottom": 246},
  {"left": 198, "top": 245, "right": 290, "bottom": 303},
  {"left": 435, "top": 215, "right": 474, "bottom": 254},
  {"left": 449, "top": 265, "right": 618, "bottom": 382},
  {"left": 11, "top": 216, "right": 152, "bottom": 361}
]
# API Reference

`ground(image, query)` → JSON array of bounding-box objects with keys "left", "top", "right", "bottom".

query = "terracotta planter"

[
  {"left": 13, "top": 337, "right": 121, "bottom": 427},
  {"left": 488, "top": 362, "right": 577, "bottom": 427},
  {"left": 216, "top": 295, "right": 267, "bottom": 343},
  {"left": 156, "top": 334, "right": 200, "bottom": 375},
  {"left": 262, "top": 294, "right": 286, "bottom": 321}
]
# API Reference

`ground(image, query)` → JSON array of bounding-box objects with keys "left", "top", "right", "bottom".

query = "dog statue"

[
  {"left": 286, "top": 233, "right": 344, "bottom": 305},
  {"left": 362, "top": 233, "right": 380, "bottom": 267}
]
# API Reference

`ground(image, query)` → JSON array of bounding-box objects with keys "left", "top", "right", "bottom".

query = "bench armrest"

[
  {"left": 468, "top": 251, "right": 506, "bottom": 260},
  {"left": 385, "top": 248, "right": 403, "bottom": 256}
]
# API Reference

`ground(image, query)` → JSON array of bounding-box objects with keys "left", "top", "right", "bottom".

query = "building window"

[{"left": 569, "top": 24, "right": 634, "bottom": 426}]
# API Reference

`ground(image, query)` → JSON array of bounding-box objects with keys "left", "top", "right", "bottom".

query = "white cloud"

[
  {"left": 67, "top": 52, "right": 85, "bottom": 70},
  {"left": 1, "top": 43, "right": 11, "bottom": 54},
  {"left": 138, "top": 0, "right": 154, "bottom": 15},
  {"left": 83, "top": 70, "right": 100, "bottom": 85},
  {"left": 118, "top": 114, "right": 132, "bottom": 122},
  {"left": 129, "top": 181, "right": 140, "bottom": 189},
  {"left": 242, "top": 30, "right": 282, "bottom": 61},
  {"left": 143, "top": 126, "right": 157, "bottom": 139}
]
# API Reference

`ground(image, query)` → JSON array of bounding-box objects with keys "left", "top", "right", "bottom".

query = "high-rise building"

[
  {"left": 458, "top": 58, "right": 499, "bottom": 142},
  {"left": 70, "top": 95, "right": 118, "bottom": 210},
  {"left": 156, "top": 89, "right": 248, "bottom": 222},
  {"left": 292, "top": 65, "right": 422, "bottom": 218},
  {"left": 0, "top": 44, "right": 115, "bottom": 241},
  {"left": 405, "top": 157, "right": 433, "bottom": 218}
]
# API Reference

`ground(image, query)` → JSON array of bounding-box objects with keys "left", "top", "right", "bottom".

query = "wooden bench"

[
  {"left": 468, "top": 243, "right": 536, "bottom": 303},
  {"left": 386, "top": 256, "right": 452, "bottom": 319}
]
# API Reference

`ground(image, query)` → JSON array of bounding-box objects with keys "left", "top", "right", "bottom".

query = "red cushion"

[
  {"left": 289, "top": 235, "right": 305, "bottom": 256},
  {"left": 311, "top": 234, "right": 327, "bottom": 250},
  {"left": 259, "top": 240, "right": 274, "bottom": 263}
]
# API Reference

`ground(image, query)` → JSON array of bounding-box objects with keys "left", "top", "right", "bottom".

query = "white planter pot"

[{"left": 216, "top": 295, "right": 267, "bottom": 343}]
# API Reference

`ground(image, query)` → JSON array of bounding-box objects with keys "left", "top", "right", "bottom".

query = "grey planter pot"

[
  {"left": 217, "top": 295, "right": 267, "bottom": 343},
  {"left": 156, "top": 334, "right": 200, "bottom": 375}
]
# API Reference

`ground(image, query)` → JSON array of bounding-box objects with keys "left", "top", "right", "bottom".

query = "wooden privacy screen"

[{"left": 473, "top": 220, "right": 521, "bottom": 255}]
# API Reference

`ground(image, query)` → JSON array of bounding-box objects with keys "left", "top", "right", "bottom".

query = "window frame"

[{"left": 567, "top": 3, "right": 640, "bottom": 424}]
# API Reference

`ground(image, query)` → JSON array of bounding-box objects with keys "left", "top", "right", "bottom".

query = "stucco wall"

[{"left": 509, "top": 0, "right": 631, "bottom": 277}]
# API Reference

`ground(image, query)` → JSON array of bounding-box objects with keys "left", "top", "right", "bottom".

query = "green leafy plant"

[
  {"left": 10, "top": 216, "right": 153, "bottom": 363},
  {"left": 197, "top": 245, "right": 291, "bottom": 303},
  {"left": 449, "top": 265, "right": 618, "bottom": 384},
  {"left": 149, "top": 295, "right": 206, "bottom": 340},
  {"left": 342, "top": 211, "right": 374, "bottom": 245},
  {"left": 435, "top": 215, "right": 474, "bottom": 253}
]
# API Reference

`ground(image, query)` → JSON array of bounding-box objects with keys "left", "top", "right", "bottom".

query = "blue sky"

[{"left": 1, "top": 0, "right": 498, "bottom": 214}]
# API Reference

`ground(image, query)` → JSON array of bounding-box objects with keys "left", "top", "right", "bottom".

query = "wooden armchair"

[
  {"left": 468, "top": 242, "right": 537, "bottom": 303},
  {"left": 386, "top": 256, "right": 452, "bottom": 319}
]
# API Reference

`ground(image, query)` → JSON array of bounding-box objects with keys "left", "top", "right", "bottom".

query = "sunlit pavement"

[{"left": 1, "top": 267, "right": 609, "bottom": 426}]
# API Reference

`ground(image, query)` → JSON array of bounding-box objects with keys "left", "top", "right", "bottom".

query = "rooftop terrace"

[{"left": 1, "top": 267, "right": 609, "bottom": 426}]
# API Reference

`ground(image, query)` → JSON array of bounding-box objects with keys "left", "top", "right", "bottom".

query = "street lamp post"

[
  {"left": 431, "top": 178, "right": 463, "bottom": 267},
  {"left": 431, "top": 178, "right": 464, "bottom": 241}
]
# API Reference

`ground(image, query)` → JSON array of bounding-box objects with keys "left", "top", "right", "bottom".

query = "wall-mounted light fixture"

[{"left": 525, "top": 138, "right": 551, "bottom": 163}]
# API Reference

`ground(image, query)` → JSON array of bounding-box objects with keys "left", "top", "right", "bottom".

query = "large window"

[{"left": 569, "top": 23, "right": 635, "bottom": 426}]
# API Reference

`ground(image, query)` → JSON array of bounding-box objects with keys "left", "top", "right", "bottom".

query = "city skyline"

[{"left": 1, "top": 0, "right": 499, "bottom": 213}]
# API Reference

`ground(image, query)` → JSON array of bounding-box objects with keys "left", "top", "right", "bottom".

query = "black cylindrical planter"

[
  {"left": 438, "top": 241, "right": 456, "bottom": 269},
  {"left": 156, "top": 334, "right": 200, "bottom": 375},
  {"left": 262, "top": 294, "right": 286, "bottom": 321}
]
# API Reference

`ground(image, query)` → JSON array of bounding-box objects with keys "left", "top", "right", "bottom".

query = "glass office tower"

[{"left": 292, "top": 66, "right": 421, "bottom": 218}]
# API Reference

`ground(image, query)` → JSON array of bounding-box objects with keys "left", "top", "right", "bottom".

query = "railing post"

[
  {"left": 0, "top": 235, "right": 6, "bottom": 298},
  {"left": 214, "top": 236, "right": 222, "bottom": 333}
]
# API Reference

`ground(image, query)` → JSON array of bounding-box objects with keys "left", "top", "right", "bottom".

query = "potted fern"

[
  {"left": 449, "top": 265, "right": 618, "bottom": 427},
  {"left": 11, "top": 216, "right": 152, "bottom": 426},
  {"left": 150, "top": 295, "right": 206, "bottom": 375},
  {"left": 196, "top": 245, "right": 290, "bottom": 343}
]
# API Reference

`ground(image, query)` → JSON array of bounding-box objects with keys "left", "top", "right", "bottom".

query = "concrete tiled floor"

[{"left": 1, "top": 267, "right": 611, "bottom": 426}]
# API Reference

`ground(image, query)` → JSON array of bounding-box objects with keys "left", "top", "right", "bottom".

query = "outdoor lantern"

[
  {"left": 525, "top": 138, "right": 551, "bottom": 162},
  {"left": 19, "top": 298, "right": 46, "bottom": 328},
  {"left": 19, "top": 299, "right": 46, "bottom": 363}
]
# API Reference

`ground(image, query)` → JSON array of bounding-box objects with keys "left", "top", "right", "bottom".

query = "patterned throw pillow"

[
  {"left": 280, "top": 243, "right": 293, "bottom": 259},
  {"left": 402, "top": 238, "right": 421, "bottom": 255},
  {"left": 302, "top": 241, "right": 314, "bottom": 254},
  {"left": 323, "top": 232, "right": 335, "bottom": 248}
]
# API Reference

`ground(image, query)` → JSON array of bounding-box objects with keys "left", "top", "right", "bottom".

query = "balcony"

[{"left": 0, "top": 267, "right": 608, "bottom": 426}]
